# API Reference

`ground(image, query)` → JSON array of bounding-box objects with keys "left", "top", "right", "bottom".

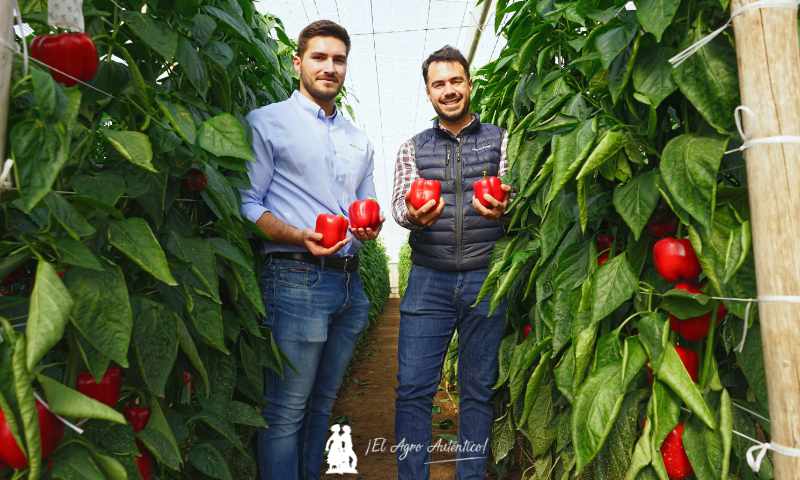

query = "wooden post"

[
  {"left": 0, "top": 0, "right": 13, "bottom": 163},
  {"left": 730, "top": 1, "right": 800, "bottom": 476}
]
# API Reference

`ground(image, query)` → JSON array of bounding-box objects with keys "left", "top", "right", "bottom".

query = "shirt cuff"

[{"left": 242, "top": 204, "right": 269, "bottom": 224}]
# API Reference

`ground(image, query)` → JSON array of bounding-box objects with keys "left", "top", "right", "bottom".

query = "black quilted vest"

[{"left": 409, "top": 116, "right": 505, "bottom": 271}]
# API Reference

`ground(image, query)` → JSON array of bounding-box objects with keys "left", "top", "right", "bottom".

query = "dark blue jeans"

[
  {"left": 257, "top": 257, "right": 370, "bottom": 480},
  {"left": 396, "top": 264, "right": 507, "bottom": 480}
]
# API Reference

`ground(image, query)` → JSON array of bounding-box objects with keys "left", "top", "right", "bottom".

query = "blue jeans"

[
  {"left": 396, "top": 265, "right": 507, "bottom": 480},
  {"left": 257, "top": 257, "right": 370, "bottom": 480}
]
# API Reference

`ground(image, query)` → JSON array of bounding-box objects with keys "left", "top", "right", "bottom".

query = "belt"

[{"left": 268, "top": 252, "right": 359, "bottom": 272}]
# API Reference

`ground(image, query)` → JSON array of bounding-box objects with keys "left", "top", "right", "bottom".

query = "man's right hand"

[
  {"left": 405, "top": 197, "right": 445, "bottom": 227},
  {"left": 302, "top": 229, "right": 350, "bottom": 257}
]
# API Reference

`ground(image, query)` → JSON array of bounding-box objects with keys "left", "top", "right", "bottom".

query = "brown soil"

[{"left": 329, "top": 298, "right": 459, "bottom": 479}]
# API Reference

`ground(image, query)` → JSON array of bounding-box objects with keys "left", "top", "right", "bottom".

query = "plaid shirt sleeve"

[{"left": 391, "top": 139, "right": 425, "bottom": 231}]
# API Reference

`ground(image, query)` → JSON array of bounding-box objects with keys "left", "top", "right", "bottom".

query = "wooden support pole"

[
  {"left": 0, "top": 0, "right": 13, "bottom": 163},
  {"left": 730, "top": 0, "right": 800, "bottom": 476}
]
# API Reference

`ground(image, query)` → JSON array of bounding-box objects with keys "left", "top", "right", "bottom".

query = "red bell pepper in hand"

[
  {"left": 30, "top": 33, "right": 99, "bottom": 86},
  {"left": 77, "top": 365, "right": 122, "bottom": 407},
  {"left": 348, "top": 199, "right": 381, "bottom": 230},
  {"left": 315, "top": 214, "right": 349, "bottom": 248},
  {"left": 407, "top": 178, "right": 442, "bottom": 210},
  {"left": 124, "top": 406, "right": 151, "bottom": 433},
  {"left": 0, "top": 400, "right": 64, "bottom": 469},
  {"left": 473, "top": 174, "right": 507, "bottom": 208},
  {"left": 668, "top": 283, "right": 727, "bottom": 341},
  {"left": 652, "top": 237, "right": 701, "bottom": 282},
  {"left": 661, "top": 423, "right": 693, "bottom": 479}
]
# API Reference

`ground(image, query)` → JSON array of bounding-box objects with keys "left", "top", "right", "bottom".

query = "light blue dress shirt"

[{"left": 240, "top": 91, "right": 377, "bottom": 256}]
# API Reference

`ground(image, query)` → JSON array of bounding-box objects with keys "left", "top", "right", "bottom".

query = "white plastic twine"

[
  {"left": 746, "top": 440, "right": 800, "bottom": 472},
  {"left": 11, "top": 0, "right": 28, "bottom": 75},
  {"left": 0, "top": 159, "right": 13, "bottom": 195},
  {"left": 669, "top": 0, "right": 800, "bottom": 67},
  {"left": 725, "top": 106, "right": 800, "bottom": 154}
]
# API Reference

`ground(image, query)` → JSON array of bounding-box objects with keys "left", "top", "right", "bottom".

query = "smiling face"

[
  {"left": 293, "top": 35, "right": 348, "bottom": 103},
  {"left": 425, "top": 60, "right": 472, "bottom": 123}
]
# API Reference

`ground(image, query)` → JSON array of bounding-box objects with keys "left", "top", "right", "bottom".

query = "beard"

[
  {"left": 300, "top": 71, "right": 342, "bottom": 103},
  {"left": 433, "top": 95, "right": 471, "bottom": 123}
]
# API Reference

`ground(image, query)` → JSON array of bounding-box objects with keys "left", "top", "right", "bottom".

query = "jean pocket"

[{"left": 274, "top": 264, "right": 320, "bottom": 288}]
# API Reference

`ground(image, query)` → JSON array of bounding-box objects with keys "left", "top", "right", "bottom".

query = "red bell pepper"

[
  {"left": 522, "top": 324, "right": 532, "bottom": 338},
  {"left": 0, "top": 400, "right": 64, "bottom": 469},
  {"left": 348, "top": 199, "right": 381, "bottom": 230},
  {"left": 183, "top": 168, "right": 208, "bottom": 193},
  {"left": 668, "top": 283, "right": 726, "bottom": 341},
  {"left": 124, "top": 406, "right": 151, "bottom": 433},
  {"left": 315, "top": 214, "right": 348, "bottom": 248},
  {"left": 647, "top": 214, "right": 678, "bottom": 238},
  {"left": 407, "top": 178, "right": 442, "bottom": 210},
  {"left": 674, "top": 345, "right": 699, "bottom": 382},
  {"left": 135, "top": 448, "right": 154, "bottom": 480},
  {"left": 597, "top": 252, "right": 610, "bottom": 266},
  {"left": 30, "top": 33, "right": 99, "bottom": 87},
  {"left": 661, "top": 423, "right": 693, "bottom": 479},
  {"left": 652, "top": 237, "right": 701, "bottom": 282},
  {"left": 596, "top": 234, "right": 614, "bottom": 252},
  {"left": 473, "top": 174, "right": 507, "bottom": 208},
  {"left": 77, "top": 365, "right": 122, "bottom": 407}
]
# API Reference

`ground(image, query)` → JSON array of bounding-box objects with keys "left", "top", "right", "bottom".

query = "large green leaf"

[
  {"left": 108, "top": 218, "right": 177, "bottom": 286},
  {"left": 133, "top": 300, "right": 179, "bottom": 397},
  {"left": 189, "top": 443, "right": 233, "bottom": 480},
  {"left": 594, "top": 19, "right": 638, "bottom": 69},
  {"left": 573, "top": 336, "right": 647, "bottom": 472},
  {"left": 198, "top": 114, "right": 255, "bottom": 162},
  {"left": 576, "top": 129, "right": 626, "bottom": 180},
  {"left": 13, "top": 336, "right": 42, "bottom": 478},
  {"left": 53, "top": 238, "right": 104, "bottom": 271},
  {"left": 672, "top": 34, "right": 739, "bottom": 134},
  {"left": 633, "top": 37, "right": 676, "bottom": 107},
  {"left": 655, "top": 345, "right": 716, "bottom": 429},
  {"left": 636, "top": 0, "right": 680, "bottom": 41},
  {"left": 660, "top": 135, "right": 727, "bottom": 229},
  {"left": 120, "top": 11, "right": 178, "bottom": 60},
  {"left": 44, "top": 192, "right": 95, "bottom": 240},
  {"left": 591, "top": 253, "right": 637, "bottom": 323},
  {"left": 37, "top": 375, "right": 125, "bottom": 423},
  {"left": 177, "top": 37, "right": 209, "bottom": 98},
  {"left": 202, "top": 163, "right": 243, "bottom": 220},
  {"left": 101, "top": 129, "right": 156, "bottom": 173},
  {"left": 66, "top": 266, "right": 133, "bottom": 367},
  {"left": 50, "top": 444, "right": 106, "bottom": 480},
  {"left": 26, "top": 260, "right": 74, "bottom": 371},
  {"left": 613, "top": 169, "right": 661, "bottom": 240},
  {"left": 546, "top": 119, "right": 597, "bottom": 203},
  {"left": 138, "top": 398, "right": 182, "bottom": 470},
  {"left": 157, "top": 99, "right": 197, "bottom": 144},
  {"left": 188, "top": 292, "right": 228, "bottom": 353},
  {"left": 11, "top": 119, "right": 70, "bottom": 212},
  {"left": 176, "top": 316, "right": 211, "bottom": 397}
]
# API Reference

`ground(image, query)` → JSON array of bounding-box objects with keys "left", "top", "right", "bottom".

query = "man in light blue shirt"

[{"left": 240, "top": 20, "right": 382, "bottom": 480}]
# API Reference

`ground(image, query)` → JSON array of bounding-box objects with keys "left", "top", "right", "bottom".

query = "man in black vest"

[{"left": 391, "top": 45, "right": 510, "bottom": 479}]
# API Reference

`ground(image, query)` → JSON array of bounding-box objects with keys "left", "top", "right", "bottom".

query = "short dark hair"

[
  {"left": 422, "top": 45, "right": 470, "bottom": 84},
  {"left": 297, "top": 20, "right": 351, "bottom": 57}
]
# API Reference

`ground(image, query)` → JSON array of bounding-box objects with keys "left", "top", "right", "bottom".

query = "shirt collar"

[
  {"left": 292, "top": 90, "right": 338, "bottom": 122},
  {"left": 433, "top": 113, "right": 480, "bottom": 137}
]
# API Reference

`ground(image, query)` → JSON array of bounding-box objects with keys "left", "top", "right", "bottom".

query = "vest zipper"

[
  {"left": 455, "top": 137, "right": 463, "bottom": 269},
  {"left": 445, "top": 145, "right": 451, "bottom": 181}
]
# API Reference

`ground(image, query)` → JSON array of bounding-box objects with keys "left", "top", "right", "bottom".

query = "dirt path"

[{"left": 330, "top": 298, "right": 459, "bottom": 479}]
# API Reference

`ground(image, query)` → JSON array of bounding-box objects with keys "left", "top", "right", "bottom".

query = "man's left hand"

[
  {"left": 350, "top": 214, "right": 385, "bottom": 241},
  {"left": 471, "top": 184, "right": 512, "bottom": 221}
]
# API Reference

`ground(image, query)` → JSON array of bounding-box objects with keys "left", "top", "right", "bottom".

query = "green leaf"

[
  {"left": 13, "top": 336, "right": 42, "bottom": 479},
  {"left": 205, "top": 41, "right": 235, "bottom": 68},
  {"left": 189, "top": 443, "right": 233, "bottom": 480},
  {"left": 133, "top": 299, "right": 179, "bottom": 397},
  {"left": 37, "top": 375, "right": 125, "bottom": 423},
  {"left": 655, "top": 345, "right": 716, "bottom": 429},
  {"left": 683, "top": 396, "right": 724, "bottom": 479},
  {"left": 546, "top": 119, "right": 597, "bottom": 204},
  {"left": 53, "top": 237, "right": 104, "bottom": 271},
  {"left": 613, "top": 169, "right": 660, "bottom": 240},
  {"left": 91, "top": 452, "right": 129, "bottom": 480},
  {"left": 594, "top": 20, "right": 637, "bottom": 69},
  {"left": 591, "top": 254, "right": 637, "bottom": 323},
  {"left": 188, "top": 292, "right": 228, "bottom": 353},
  {"left": 26, "top": 260, "right": 74, "bottom": 370},
  {"left": 71, "top": 173, "right": 126, "bottom": 207},
  {"left": 44, "top": 192, "right": 96, "bottom": 240},
  {"left": 120, "top": 11, "right": 178, "bottom": 61},
  {"left": 672, "top": 34, "right": 739, "bottom": 134},
  {"left": 177, "top": 37, "right": 209, "bottom": 98},
  {"left": 659, "top": 286, "right": 712, "bottom": 319},
  {"left": 192, "top": 13, "right": 217, "bottom": 45},
  {"left": 101, "top": 129, "right": 156, "bottom": 173},
  {"left": 157, "top": 99, "right": 197, "bottom": 144},
  {"left": 635, "top": 0, "right": 680, "bottom": 41},
  {"left": 573, "top": 336, "right": 647, "bottom": 472},
  {"left": 660, "top": 135, "right": 727, "bottom": 229},
  {"left": 198, "top": 114, "right": 255, "bottom": 162},
  {"left": 491, "top": 413, "right": 515, "bottom": 462},
  {"left": 177, "top": 316, "right": 211, "bottom": 397},
  {"left": 633, "top": 37, "right": 676, "bottom": 107},
  {"left": 66, "top": 265, "right": 133, "bottom": 367},
  {"left": 138, "top": 398, "right": 182, "bottom": 470},
  {"left": 50, "top": 444, "right": 106, "bottom": 480},
  {"left": 11, "top": 119, "right": 70, "bottom": 212},
  {"left": 203, "top": 6, "right": 253, "bottom": 42},
  {"left": 108, "top": 218, "right": 178, "bottom": 286},
  {"left": 168, "top": 234, "right": 220, "bottom": 303},
  {"left": 576, "top": 129, "right": 627, "bottom": 180},
  {"left": 31, "top": 66, "right": 56, "bottom": 117},
  {"left": 202, "top": 164, "right": 243, "bottom": 221}
]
